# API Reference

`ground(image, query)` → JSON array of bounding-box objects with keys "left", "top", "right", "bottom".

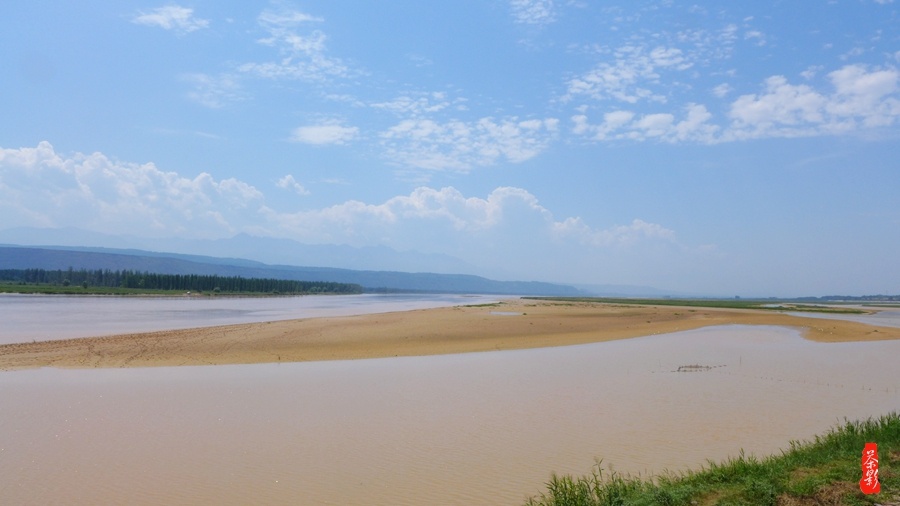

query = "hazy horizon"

[{"left": 2, "top": 1, "right": 898, "bottom": 297}]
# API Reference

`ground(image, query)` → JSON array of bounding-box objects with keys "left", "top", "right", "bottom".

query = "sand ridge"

[{"left": 1, "top": 299, "right": 898, "bottom": 370}]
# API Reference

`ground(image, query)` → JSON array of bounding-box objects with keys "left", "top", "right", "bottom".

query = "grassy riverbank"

[{"left": 525, "top": 413, "right": 898, "bottom": 506}]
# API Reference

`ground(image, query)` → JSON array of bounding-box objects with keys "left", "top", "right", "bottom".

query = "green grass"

[
  {"left": 524, "top": 297, "right": 869, "bottom": 315},
  {"left": 525, "top": 413, "right": 899, "bottom": 506}
]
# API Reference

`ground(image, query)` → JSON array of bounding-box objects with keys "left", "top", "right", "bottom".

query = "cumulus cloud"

[
  {"left": 572, "top": 103, "right": 719, "bottom": 143},
  {"left": 276, "top": 175, "right": 310, "bottom": 196},
  {"left": 572, "top": 64, "right": 899, "bottom": 144},
  {"left": 554, "top": 217, "right": 675, "bottom": 247},
  {"left": 380, "top": 117, "right": 559, "bottom": 172},
  {"left": 0, "top": 142, "right": 263, "bottom": 237},
  {"left": 712, "top": 83, "right": 733, "bottom": 98},
  {"left": 0, "top": 142, "right": 690, "bottom": 282},
  {"left": 726, "top": 64, "right": 900, "bottom": 139},
  {"left": 290, "top": 121, "right": 359, "bottom": 145},
  {"left": 132, "top": 5, "right": 209, "bottom": 33},
  {"left": 728, "top": 77, "right": 827, "bottom": 136},
  {"left": 260, "top": 185, "right": 678, "bottom": 264}
]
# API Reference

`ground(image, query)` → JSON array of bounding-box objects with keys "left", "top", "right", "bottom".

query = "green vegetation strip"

[
  {"left": 524, "top": 297, "right": 868, "bottom": 314},
  {"left": 0, "top": 268, "right": 363, "bottom": 296},
  {"left": 525, "top": 412, "right": 899, "bottom": 506},
  {"left": 0, "top": 283, "right": 194, "bottom": 296},
  {"left": 0, "top": 283, "right": 328, "bottom": 296}
]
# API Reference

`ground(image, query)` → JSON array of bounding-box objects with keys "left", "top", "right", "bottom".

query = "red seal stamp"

[{"left": 860, "top": 442, "right": 880, "bottom": 495}]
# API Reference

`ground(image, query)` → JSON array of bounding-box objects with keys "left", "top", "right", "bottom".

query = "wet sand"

[{"left": 2, "top": 299, "right": 898, "bottom": 370}]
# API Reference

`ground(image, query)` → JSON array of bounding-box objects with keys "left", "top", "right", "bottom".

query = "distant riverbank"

[
  {"left": 2, "top": 298, "right": 899, "bottom": 370},
  {"left": 0, "top": 292, "right": 501, "bottom": 345}
]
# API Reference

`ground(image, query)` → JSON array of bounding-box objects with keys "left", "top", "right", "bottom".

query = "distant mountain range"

[
  {"left": 0, "top": 226, "right": 483, "bottom": 275},
  {"left": 0, "top": 226, "right": 684, "bottom": 297},
  {"left": 0, "top": 245, "right": 585, "bottom": 296}
]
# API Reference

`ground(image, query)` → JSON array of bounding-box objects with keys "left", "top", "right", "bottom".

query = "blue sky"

[{"left": 1, "top": 1, "right": 898, "bottom": 296}]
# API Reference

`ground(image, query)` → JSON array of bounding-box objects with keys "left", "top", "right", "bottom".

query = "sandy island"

[{"left": 1, "top": 299, "right": 899, "bottom": 370}]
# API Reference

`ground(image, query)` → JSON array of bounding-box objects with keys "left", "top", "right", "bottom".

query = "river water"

[
  {"left": 2, "top": 319, "right": 898, "bottom": 505},
  {"left": 787, "top": 307, "right": 900, "bottom": 328},
  {"left": 0, "top": 293, "right": 503, "bottom": 344}
]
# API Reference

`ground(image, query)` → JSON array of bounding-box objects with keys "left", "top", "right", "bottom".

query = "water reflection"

[
  {"left": 1, "top": 325, "right": 897, "bottom": 505},
  {"left": 0, "top": 293, "right": 501, "bottom": 344},
  {"left": 787, "top": 307, "right": 900, "bottom": 328}
]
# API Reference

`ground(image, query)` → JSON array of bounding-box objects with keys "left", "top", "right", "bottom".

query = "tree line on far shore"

[{"left": 0, "top": 268, "right": 363, "bottom": 294}]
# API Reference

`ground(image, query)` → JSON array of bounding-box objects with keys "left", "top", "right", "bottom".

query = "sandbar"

[{"left": 1, "top": 299, "right": 898, "bottom": 370}]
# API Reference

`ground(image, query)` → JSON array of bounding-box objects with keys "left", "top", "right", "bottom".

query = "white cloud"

[
  {"left": 572, "top": 64, "right": 899, "bottom": 144},
  {"left": 380, "top": 117, "right": 559, "bottom": 172},
  {"left": 726, "top": 64, "right": 900, "bottom": 139},
  {"left": 744, "top": 30, "right": 766, "bottom": 46},
  {"left": 1, "top": 142, "right": 685, "bottom": 281},
  {"left": 564, "top": 45, "right": 693, "bottom": 104},
  {"left": 370, "top": 93, "right": 454, "bottom": 117},
  {"left": 510, "top": 0, "right": 556, "bottom": 26},
  {"left": 0, "top": 142, "right": 263, "bottom": 238},
  {"left": 239, "top": 7, "right": 352, "bottom": 82},
  {"left": 554, "top": 217, "right": 675, "bottom": 247},
  {"left": 572, "top": 103, "right": 719, "bottom": 143},
  {"left": 673, "top": 24, "right": 739, "bottom": 64},
  {"left": 290, "top": 122, "right": 359, "bottom": 145},
  {"left": 712, "top": 83, "right": 732, "bottom": 97},
  {"left": 729, "top": 77, "right": 827, "bottom": 133},
  {"left": 276, "top": 175, "right": 310, "bottom": 196},
  {"left": 800, "top": 66, "right": 824, "bottom": 80},
  {"left": 181, "top": 73, "right": 243, "bottom": 108},
  {"left": 261, "top": 185, "right": 677, "bottom": 266},
  {"left": 840, "top": 47, "right": 866, "bottom": 61},
  {"left": 257, "top": 10, "right": 324, "bottom": 26},
  {"left": 132, "top": 5, "right": 209, "bottom": 33}
]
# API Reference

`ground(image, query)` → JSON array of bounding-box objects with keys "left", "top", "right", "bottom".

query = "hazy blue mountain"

[
  {"left": 0, "top": 245, "right": 584, "bottom": 296},
  {"left": 0, "top": 227, "right": 138, "bottom": 250},
  {"left": 0, "top": 227, "right": 481, "bottom": 275},
  {"left": 168, "top": 233, "right": 482, "bottom": 275},
  {"left": 573, "top": 283, "right": 707, "bottom": 298}
]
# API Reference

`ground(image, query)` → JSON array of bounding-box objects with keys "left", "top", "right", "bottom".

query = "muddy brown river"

[{"left": 1, "top": 324, "right": 898, "bottom": 505}]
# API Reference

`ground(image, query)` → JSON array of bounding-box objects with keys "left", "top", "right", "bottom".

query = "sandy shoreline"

[{"left": 1, "top": 299, "right": 899, "bottom": 370}]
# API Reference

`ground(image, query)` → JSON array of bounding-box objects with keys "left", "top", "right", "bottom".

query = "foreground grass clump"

[{"left": 525, "top": 413, "right": 899, "bottom": 506}]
